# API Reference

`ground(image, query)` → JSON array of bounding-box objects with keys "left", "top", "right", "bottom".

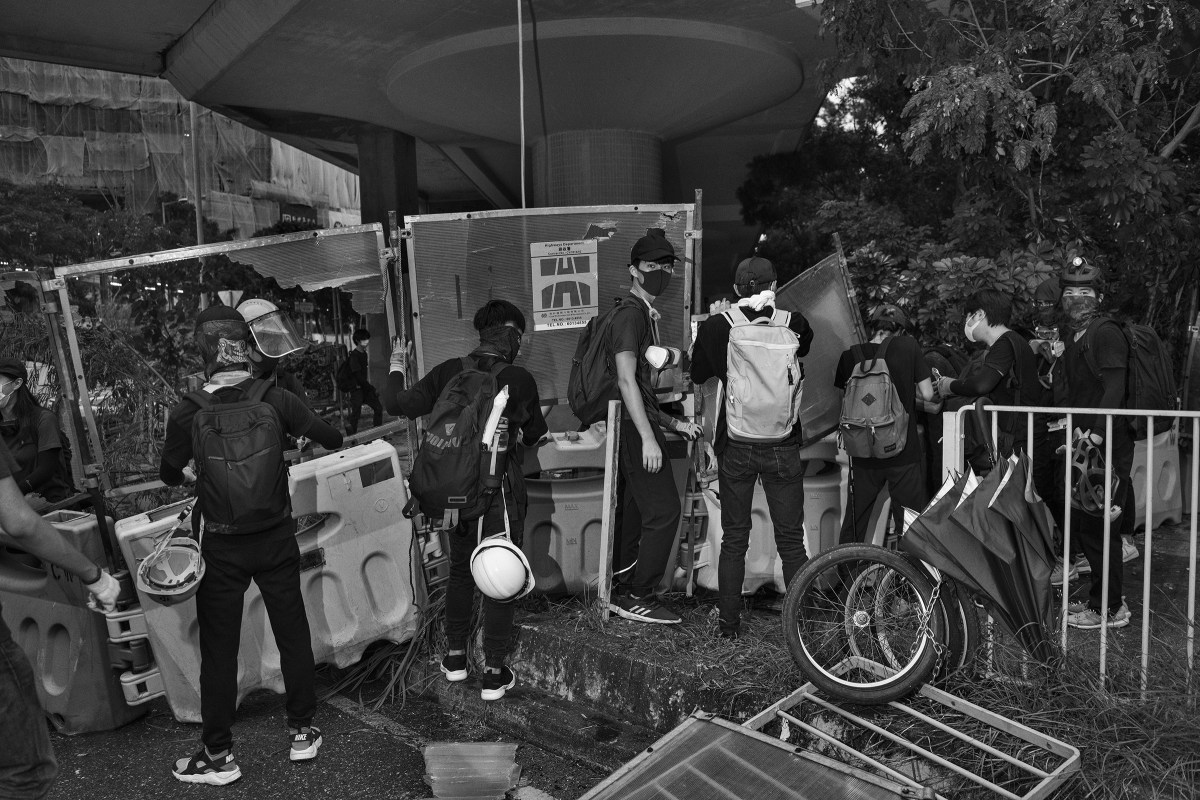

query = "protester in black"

[
  {"left": 384, "top": 300, "right": 547, "bottom": 701},
  {"left": 1055, "top": 260, "right": 1132, "bottom": 630},
  {"left": 691, "top": 256, "right": 813, "bottom": 639},
  {"left": 834, "top": 305, "right": 934, "bottom": 545},
  {"left": 936, "top": 289, "right": 1048, "bottom": 467},
  {"left": 0, "top": 437, "right": 119, "bottom": 800},
  {"left": 0, "top": 358, "right": 73, "bottom": 505},
  {"left": 160, "top": 306, "right": 342, "bottom": 785},
  {"left": 346, "top": 328, "right": 383, "bottom": 434},
  {"left": 605, "top": 230, "right": 700, "bottom": 626}
]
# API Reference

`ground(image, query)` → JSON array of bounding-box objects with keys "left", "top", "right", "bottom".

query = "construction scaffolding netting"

[{"left": 0, "top": 58, "right": 359, "bottom": 234}]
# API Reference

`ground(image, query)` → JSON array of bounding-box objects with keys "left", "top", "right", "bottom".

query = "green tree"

[{"left": 817, "top": 0, "right": 1200, "bottom": 344}]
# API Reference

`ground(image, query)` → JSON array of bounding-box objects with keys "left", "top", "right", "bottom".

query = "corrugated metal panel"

[
  {"left": 54, "top": 224, "right": 386, "bottom": 315},
  {"left": 582, "top": 715, "right": 914, "bottom": 800},
  {"left": 230, "top": 227, "right": 384, "bottom": 314},
  {"left": 407, "top": 206, "right": 694, "bottom": 406},
  {"left": 775, "top": 252, "right": 868, "bottom": 444}
]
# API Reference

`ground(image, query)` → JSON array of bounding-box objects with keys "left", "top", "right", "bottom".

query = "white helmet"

[
  {"left": 135, "top": 536, "right": 205, "bottom": 606},
  {"left": 236, "top": 298, "right": 306, "bottom": 358},
  {"left": 469, "top": 535, "right": 534, "bottom": 602}
]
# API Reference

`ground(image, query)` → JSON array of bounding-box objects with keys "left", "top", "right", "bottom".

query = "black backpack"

[
  {"left": 1080, "top": 318, "right": 1179, "bottom": 439},
  {"left": 335, "top": 357, "right": 356, "bottom": 392},
  {"left": 408, "top": 356, "right": 508, "bottom": 528},
  {"left": 568, "top": 297, "right": 641, "bottom": 426},
  {"left": 187, "top": 380, "right": 290, "bottom": 535}
]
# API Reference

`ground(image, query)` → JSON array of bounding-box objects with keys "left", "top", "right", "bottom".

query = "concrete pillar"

[
  {"left": 354, "top": 128, "right": 420, "bottom": 423},
  {"left": 533, "top": 130, "right": 662, "bottom": 207}
]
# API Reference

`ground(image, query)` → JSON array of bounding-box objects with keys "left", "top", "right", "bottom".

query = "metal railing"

[{"left": 942, "top": 404, "right": 1199, "bottom": 692}]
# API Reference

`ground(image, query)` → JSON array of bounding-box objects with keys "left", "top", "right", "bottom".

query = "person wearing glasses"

[{"left": 607, "top": 229, "right": 701, "bottom": 625}]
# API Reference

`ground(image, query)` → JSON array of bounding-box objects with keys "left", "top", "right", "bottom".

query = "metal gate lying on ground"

[{"left": 582, "top": 677, "right": 1080, "bottom": 800}]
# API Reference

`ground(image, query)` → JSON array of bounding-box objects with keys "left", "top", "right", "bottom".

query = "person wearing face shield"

[
  {"left": 383, "top": 299, "right": 547, "bottom": 701},
  {"left": 157, "top": 306, "right": 343, "bottom": 784},
  {"left": 1053, "top": 258, "right": 1134, "bottom": 630},
  {"left": 237, "top": 299, "right": 311, "bottom": 407},
  {"left": 935, "top": 289, "right": 1047, "bottom": 468}
]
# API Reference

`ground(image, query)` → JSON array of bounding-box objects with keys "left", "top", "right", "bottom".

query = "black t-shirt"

[
  {"left": 0, "top": 435, "right": 20, "bottom": 479},
  {"left": 690, "top": 305, "right": 814, "bottom": 452},
  {"left": 951, "top": 330, "right": 1048, "bottom": 442},
  {"left": 608, "top": 297, "right": 660, "bottom": 417},
  {"left": 0, "top": 407, "right": 72, "bottom": 501},
  {"left": 1062, "top": 318, "right": 1129, "bottom": 436},
  {"left": 834, "top": 335, "right": 931, "bottom": 466},
  {"left": 384, "top": 356, "right": 548, "bottom": 449}
]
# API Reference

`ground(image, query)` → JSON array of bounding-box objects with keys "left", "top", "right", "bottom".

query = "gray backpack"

[
  {"left": 838, "top": 339, "right": 908, "bottom": 459},
  {"left": 721, "top": 307, "right": 803, "bottom": 443}
]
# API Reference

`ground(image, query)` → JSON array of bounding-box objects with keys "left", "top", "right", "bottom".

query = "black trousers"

[
  {"left": 839, "top": 459, "right": 928, "bottom": 546},
  {"left": 613, "top": 422, "right": 683, "bottom": 597},
  {"left": 197, "top": 525, "right": 315, "bottom": 753},
  {"left": 347, "top": 384, "right": 383, "bottom": 434}
]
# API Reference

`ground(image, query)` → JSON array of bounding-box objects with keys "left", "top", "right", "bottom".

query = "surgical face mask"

[
  {"left": 963, "top": 312, "right": 982, "bottom": 343},
  {"left": 0, "top": 380, "right": 17, "bottom": 406}
]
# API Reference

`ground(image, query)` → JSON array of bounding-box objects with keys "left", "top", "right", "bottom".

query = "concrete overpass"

[{"left": 0, "top": 0, "right": 832, "bottom": 290}]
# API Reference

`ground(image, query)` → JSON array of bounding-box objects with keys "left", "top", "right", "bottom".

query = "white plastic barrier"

[
  {"left": 113, "top": 440, "right": 420, "bottom": 722},
  {"left": 1131, "top": 426, "right": 1183, "bottom": 529},
  {"left": 691, "top": 460, "right": 844, "bottom": 594}
]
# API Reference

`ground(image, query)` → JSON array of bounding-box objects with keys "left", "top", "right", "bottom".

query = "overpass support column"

[{"left": 533, "top": 130, "right": 662, "bottom": 207}]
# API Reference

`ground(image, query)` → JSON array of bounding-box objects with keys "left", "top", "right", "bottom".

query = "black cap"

[
  {"left": 734, "top": 256, "right": 776, "bottom": 289},
  {"left": 869, "top": 303, "right": 911, "bottom": 330},
  {"left": 0, "top": 357, "right": 26, "bottom": 383},
  {"left": 629, "top": 229, "right": 678, "bottom": 264}
]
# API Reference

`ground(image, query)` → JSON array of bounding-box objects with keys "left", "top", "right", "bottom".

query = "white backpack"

[{"left": 721, "top": 307, "right": 803, "bottom": 443}]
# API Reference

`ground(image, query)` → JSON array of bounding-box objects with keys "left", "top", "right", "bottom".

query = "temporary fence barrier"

[
  {"left": 0, "top": 509, "right": 144, "bottom": 733},
  {"left": 111, "top": 440, "right": 421, "bottom": 722},
  {"left": 942, "top": 404, "right": 1199, "bottom": 692}
]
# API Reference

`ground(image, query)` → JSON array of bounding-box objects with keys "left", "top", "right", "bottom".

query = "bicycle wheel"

[{"left": 782, "top": 543, "right": 945, "bottom": 704}]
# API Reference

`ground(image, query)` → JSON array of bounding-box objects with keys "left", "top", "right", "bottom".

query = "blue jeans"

[
  {"left": 0, "top": 620, "right": 57, "bottom": 800},
  {"left": 717, "top": 441, "right": 808, "bottom": 632}
]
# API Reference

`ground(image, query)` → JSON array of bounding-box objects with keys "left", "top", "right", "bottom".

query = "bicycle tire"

[
  {"left": 782, "top": 543, "right": 944, "bottom": 704},
  {"left": 930, "top": 576, "right": 981, "bottom": 682}
]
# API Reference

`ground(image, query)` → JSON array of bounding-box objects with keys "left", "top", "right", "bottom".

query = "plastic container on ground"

[
  {"left": 691, "top": 460, "right": 845, "bottom": 595},
  {"left": 114, "top": 440, "right": 421, "bottom": 723},
  {"left": 0, "top": 509, "right": 145, "bottom": 733},
  {"left": 521, "top": 428, "right": 690, "bottom": 595},
  {"left": 1131, "top": 426, "right": 1183, "bottom": 530}
]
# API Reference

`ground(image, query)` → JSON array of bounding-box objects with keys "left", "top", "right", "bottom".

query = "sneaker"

[
  {"left": 1066, "top": 600, "right": 1089, "bottom": 614},
  {"left": 1050, "top": 561, "right": 1079, "bottom": 586},
  {"left": 289, "top": 727, "right": 322, "bottom": 761},
  {"left": 1073, "top": 554, "right": 1092, "bottom": 575},
  {"left": 440, "top": 652, "right": 468, "bottom": 683},
  {"left": 480, "top": 666, "right": 516, "bottom": 701},
  {"left": 173, "top": 749, "right": 241, "bottom": 785},
  {"left": 609, "top": 594, "right": 682, "bottom": 624},
  {"left": 1066, "top": 603, "right": 1131, "bottom": 630},
  {"left": 1122, "top": 536, "right": 1140, "bottom": 563}
]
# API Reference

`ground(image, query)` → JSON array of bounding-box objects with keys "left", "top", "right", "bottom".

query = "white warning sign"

[{"left": 530, "top": 239, "right": 598, "bottom": 331}]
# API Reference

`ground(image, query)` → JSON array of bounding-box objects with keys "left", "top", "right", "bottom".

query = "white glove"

[
  {"left": 737, "top": 290, "right": 776, "bottom": 312},
  {"left": 85, "top": 569, "right": 121, "bottom": 613},
  {"left": 181, "top": 466, "right": 197, "bottom": 484},
  {"left": 389, "top": 337, "right": 411, "bottom": 375},
  {"left": 673, "top": 420, "right": 702, "bottom": 441},
  {"left": 708, "top": 299, "right": 732, "bottom": 315}
]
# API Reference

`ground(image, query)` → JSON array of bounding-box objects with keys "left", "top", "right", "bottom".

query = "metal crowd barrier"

[{"left": 942, "top": 404, "right": 1199, "bottom": 693}]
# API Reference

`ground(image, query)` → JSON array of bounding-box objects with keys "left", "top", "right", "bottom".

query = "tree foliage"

[{"left": 740, "top": 0, "right": 1200, "bottom": 364}]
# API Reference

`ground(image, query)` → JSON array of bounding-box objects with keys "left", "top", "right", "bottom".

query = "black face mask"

[
  {"left": 477, "top": 325, "right": 522, "bottom": 362},
  {"left": 639, "top": 269, "right": 671, "bottom": 297}
]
